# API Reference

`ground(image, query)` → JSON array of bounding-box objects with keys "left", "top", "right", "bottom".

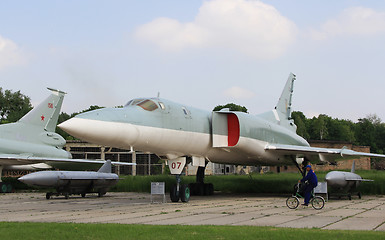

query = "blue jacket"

[{"left": 301, "top": 169, "right": 318, "bottom": 187}]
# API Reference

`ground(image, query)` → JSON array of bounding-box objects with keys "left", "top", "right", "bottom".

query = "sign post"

[{"left": 151, "top": 182, "right": 166, "bottom": 203}]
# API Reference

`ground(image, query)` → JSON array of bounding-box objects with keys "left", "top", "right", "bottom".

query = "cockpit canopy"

[{"left": 124, "top": 98, "right": 165, "bottom": 111}]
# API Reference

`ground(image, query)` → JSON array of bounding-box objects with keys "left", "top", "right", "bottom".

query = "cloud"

[
  {"left": 223, "top": 86, "right": 255, "bottom": 99},
  {"left": 0, "top": 35, "right": 25, "bottom": 70},
  {"left": 134, "top": 0, "right": 297, "bottom": 59},
  {"left": 310, "top": 7, "right": 385, "bottom": 40}
]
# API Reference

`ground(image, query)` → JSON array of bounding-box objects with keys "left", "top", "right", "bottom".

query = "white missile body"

[{"left": 18, "top": 160, "right": 119, "bottom": 199}]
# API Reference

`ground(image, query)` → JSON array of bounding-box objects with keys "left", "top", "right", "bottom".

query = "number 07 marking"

[{"left": 171, "top": 162, "right": 182, "bottom": 169}]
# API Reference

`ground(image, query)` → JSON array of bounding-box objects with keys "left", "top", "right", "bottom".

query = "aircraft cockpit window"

[
  {"left": 137, "top": 99, "right": 159, "bottom": 111},
  {"left": 124, "top": 100, "right": 133, "bottom": 107},
  {"left": 159, "top": 102, "right": 165, "bottom": 110},
  {"left": 124, "top": 99, "right": 145, "bottom": 107},
  {"left": 182, "top": 107, "right": 190, "bottom": 115}
]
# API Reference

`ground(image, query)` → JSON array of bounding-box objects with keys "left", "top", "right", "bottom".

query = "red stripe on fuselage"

[{"left": 227, "top": 114, "right": 240, "bottom": 146}]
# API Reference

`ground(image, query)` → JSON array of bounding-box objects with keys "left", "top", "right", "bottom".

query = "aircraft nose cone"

[
  {"left": 325, "top": 171, "right": 346, "bottom": 188},
  {"left": 325, "top": 173, "right": 332, "bottom": 182},
  {"left": 18, "top": 172, "right": 58, "bottom": 187},
  {"left": 58, "top": 118, "right": 85, "bottom": 137},
  {"left": 325, "top": 172, "right": 336, "bottom": 183},
  {"left": 59, "top": 117, "right": 139, "bottom": 149},
  {"left": 18, "top": 175, "right": 28, "bottom": 184}
]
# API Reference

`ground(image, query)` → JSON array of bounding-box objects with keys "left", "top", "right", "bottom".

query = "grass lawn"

[{"left": 0, "top": 222, "right": 383, "bottom": 240}]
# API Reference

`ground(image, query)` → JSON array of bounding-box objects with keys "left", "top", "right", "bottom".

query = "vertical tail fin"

[
  {"left": 18, "top": 88, "right": 66, "bottom": 132},
  {"left": 275, "top": 73, "right": 296, "bottom": 120},
  {"left": 351, "top": 160, "right": 356, "bottom": 173},
  {"left": 98, "top": 160, "right": 112, "bottom": 173}
]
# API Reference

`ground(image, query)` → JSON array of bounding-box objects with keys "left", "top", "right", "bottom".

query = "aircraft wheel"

[
  {"left": 197, "top": 183, "right": 204, "bottom": 196},
  {"left": 1, "top": 183, "right": 7, "bottom": 193},
  {"left": 98, "top": 191, "right": 106, "bottom": 197},
  {"left": 204, "top": 183, "right": 214, "bottom": 195},
  {"left": 348, "top": 194, "right": 352, "bottom": 200},
  {"left": 6, "top": 184, "right": 12, "bottom": 193},
  {"left": 64, "top": 193, "right": 69, "bottom": 199},
  {"left": 311, "top": 196, "right": 325, "bottom": 210},
  {"left": 286, "top": 196, "right": 299, "bottom": 209},
  {"left": 358, "top": 192, "right": 362, "bottom": 199},
  {"left": 188, "top": 183, "right": 196, "bottom": 195},
  {"left": 46, "top": 192, "right": 51, "bottom": 200},
  {"left": 81, "top": 193, "right": 86, "bottom": 198},
  {"left": 170, "top": 184, "right": 180, "bottom": 202},
  {"left": 208, "top": 183, "right": 214, "bottom": 195},
  {"left": 180, "top": 184, "right": 190, "bottom": 203}
]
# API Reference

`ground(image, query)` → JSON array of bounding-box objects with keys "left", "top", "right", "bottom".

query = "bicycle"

[{"left": 286, "top": 182, "right": 325, "bottom": 210}]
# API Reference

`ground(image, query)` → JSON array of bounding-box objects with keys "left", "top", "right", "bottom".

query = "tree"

[
  {"left": 367, "top": 114, "right": 382, "bottom": 126},
  {"left": 80, "top": 105, "right": 105, "bottom": 113},
  {"left": 291, "top": 111, "right": 310, "bottom": 139},
  {"left": 355, "top": 117, "right": 377, "bottom": 152},
  {"left": 0, "top": 88, "right": 32, "bottom": 124},
  {"left": 356, "top": 114, "right": 385, "bottom": 154},
  {"left": 292, "top": 112, "right": 355, "bottom": 142},
  {"left": 56, "top": 112, "right": 73, "bottom": 140},
  {"left": 310, "top": 114, "right": 329, "bottom": 140},
  {"left": 213, "top": 103, "right": 248, "bottom": 113}
]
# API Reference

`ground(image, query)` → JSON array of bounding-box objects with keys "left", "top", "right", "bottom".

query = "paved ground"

[{"left": 0, "top": 192, "right": 384, "bottom": 231}]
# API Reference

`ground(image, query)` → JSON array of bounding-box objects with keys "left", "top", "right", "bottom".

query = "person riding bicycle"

[{"left": 299, "top": 164, "right": 318, "bottom": 206}]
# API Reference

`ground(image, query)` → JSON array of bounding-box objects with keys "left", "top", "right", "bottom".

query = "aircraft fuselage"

[
  {"left": 0, "top": 123, "right": 71, "bottom": 167},
  {"left": 59, "top": 98, "right": 309, "bottom": 166}
]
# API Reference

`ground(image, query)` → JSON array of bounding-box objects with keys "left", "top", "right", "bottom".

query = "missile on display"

[
  {"left": 18, "top": 160, "right": 119, "bottom": 199},
  {"left": 325, "top": 161, "right": 373, "bottom": 199}
]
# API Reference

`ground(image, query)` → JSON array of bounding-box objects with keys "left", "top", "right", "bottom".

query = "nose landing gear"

[{"left": 170, "top": 175, "right": 191, "bottom": 202}]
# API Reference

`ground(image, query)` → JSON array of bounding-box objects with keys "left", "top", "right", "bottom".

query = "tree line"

[{"left": 292, "top": 112, "right": 385, "bottom": 154}]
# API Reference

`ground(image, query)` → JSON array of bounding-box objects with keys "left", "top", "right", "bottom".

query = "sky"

[{"left": 1, "top": 0, "right": 385, "bottom": 122}]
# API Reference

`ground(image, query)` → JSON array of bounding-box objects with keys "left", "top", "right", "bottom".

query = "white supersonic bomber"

[{"left": 59, "top": 73, "right": 385, "bottom": 203}]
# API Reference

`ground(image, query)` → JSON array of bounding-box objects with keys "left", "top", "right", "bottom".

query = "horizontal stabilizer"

[{"left": 346, "top": 178, "right": 374, "bottom": 182}]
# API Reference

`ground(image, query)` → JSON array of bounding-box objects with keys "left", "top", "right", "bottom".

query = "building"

[{"left": 64, "top": 140, "right": 163, "bottom": 176}]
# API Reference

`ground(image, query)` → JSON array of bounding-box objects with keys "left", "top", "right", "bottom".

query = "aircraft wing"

[
  {"left": 0, "top": 154, "right": 135, "bottom": 167},
  {"left": 265, "top": 144, "right": 385, "bottom": 163}
]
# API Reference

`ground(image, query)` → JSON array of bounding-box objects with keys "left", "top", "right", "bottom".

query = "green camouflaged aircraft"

[
  {"left": 0, "top": 88, "right": 132, "bottom": 191},
  {"left": 59, "top": 73, "right": 385, "bottom": 202}
]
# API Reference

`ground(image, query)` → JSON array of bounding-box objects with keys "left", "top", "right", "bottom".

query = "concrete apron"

[{"left": 0, "top": 192, "right": 384, "bottom": 231}]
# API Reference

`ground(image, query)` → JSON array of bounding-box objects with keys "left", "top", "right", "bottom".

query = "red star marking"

[
  {"left": 41, "top": 115, "right": 45, "bottom": 121},
  {"left": 48, "top": 103, "right": 53, "bottom": 108}
]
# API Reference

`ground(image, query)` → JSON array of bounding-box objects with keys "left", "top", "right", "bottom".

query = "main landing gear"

[{"left": 189, "top": 166, "right": 214, "bottom": 196}]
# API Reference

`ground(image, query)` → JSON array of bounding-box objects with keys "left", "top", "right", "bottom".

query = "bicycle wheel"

[
  {"left": 286, "top": 196, "right": 299, "bottom": 209},
  {"left": 311, "top": 196, "right": 325, "bottom": 210}
]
